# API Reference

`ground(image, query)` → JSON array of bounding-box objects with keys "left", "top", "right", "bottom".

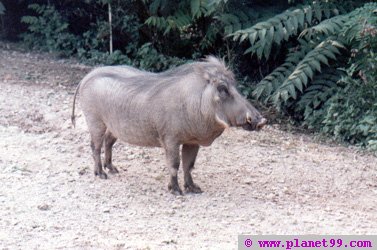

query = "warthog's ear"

[
  {"left": 202, "top": 71, "right": 211, "bottom": 84},
  {"left": 198, "top": 65, "right": 219, "bottom": 85}
]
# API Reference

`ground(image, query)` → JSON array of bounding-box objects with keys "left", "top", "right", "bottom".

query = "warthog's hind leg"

[
  {"left": 90, "top": 138, "right": 107, "bottom": 179},
  {"left": 182, "top": 144, "right": 202, "bottom": 193},
  {"left": 86, "top": 116, "right": 107, "bottom": 179},
  {"left": 104, "top": 130, "right": 119, "bottom": 174}
]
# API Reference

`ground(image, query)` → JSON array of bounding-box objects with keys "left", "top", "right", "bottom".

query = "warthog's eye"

[{"left": 217, "top": 85, "right": 229, "bottom": 98}]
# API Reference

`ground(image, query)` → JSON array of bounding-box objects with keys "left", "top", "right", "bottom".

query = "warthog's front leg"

[
  {"left": 182, "top": 144, "right": 202, "bottom": 193},
  {"left": 164, "top": 141, "right": 182, "bottom": 195}
]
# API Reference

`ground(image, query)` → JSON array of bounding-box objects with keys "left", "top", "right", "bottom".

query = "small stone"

[
  {"left": 324, "top": 206, "right": 332, "bottom": 212},
  {"left": 78, "top": 168, "right": 87, "bottom": 175},
  {"left": 266, "top": 193, "right": 275, "bottom": 200},
  {"left": 243, "top": 178, "right": 253, "bottom": 185},
  {"left": 166, "top": 209, "right": 175, "bottom": 215},
  {"left": 282, "top": 187, "right": 290, "bottom": 194},
  {"left": 37, "top": 204, "right": 51, "bottom": 211},
  {"left": 172, "top": 204, "right": 181, "bottom": 209},
  {"left": 162, "top": 239, "right": 177, "bottom": 245}
]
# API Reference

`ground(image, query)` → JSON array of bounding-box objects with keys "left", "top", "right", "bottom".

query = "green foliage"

[
  {"left": 144, "top": 0, "right": 259, "bottom": 55},
  {"left": 144, "top": 10, "right": 192, "bottom": 35},
  {"left": 249, "top": 1, "right": 377, "bottom": 151},
  {"left": 135, "top": 43, "right": 185, "bottom": 71},
  {"left": 21, "top": 4, "right": 77, "bottom": 56},
  {"left": 271, "top": 39, "right": 344, "bottom": 104},
  {"left": 143, "top": 0, "right": 224, "bottom": 53},
  {"left": 295, "top": 68, "right": 342, "bottom": 118},
  {"left": 216, "top": 8, "right": 258, "bottom": 35},
  {"left": 20, "top": 2, "right": 143, "bottom": 64},
  {"left": 231, "top": 1, "right": 346, "bottom": 60},
  {"left": 0, "top": 1, "right": 5, "bottom": 15},
  {"left": 308, "top": 78, "right": 377, "bottom": 150},
  {"left": 16, "top": 0, "right": 267, "bottom": 69},
  {"left": 253, "top": 40, "right": 310, "bottom": 101},
  {"left": 77, "top": 49, "right": 132, "bottom": 66},
  {"left": 307, "top": 3, "right": 377, "bottom": 150},
  {"left": 299, "top": 14, "right": 347, "bottom": 40}
]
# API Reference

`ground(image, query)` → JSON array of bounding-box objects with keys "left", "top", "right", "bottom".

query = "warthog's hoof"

[
  {"left": 95, "top": 171, "right": 108, "bottom": 179},
  {"left": 184, "top": 183, "right": 203, "bottom": 194},
  {"left": 104, "top": 163, "right": 119, "bottom": 174},
  {"left": 168, "top": 183, "right": 183, "bottom": 196}
]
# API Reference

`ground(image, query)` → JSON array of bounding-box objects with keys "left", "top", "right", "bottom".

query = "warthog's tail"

[{"left": 71, "top": 82, "right": 81, "bottom": 128}]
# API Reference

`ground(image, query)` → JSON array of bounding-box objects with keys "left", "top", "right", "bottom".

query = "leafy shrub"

[
  {"left": 306, "top": 7, "right": 377, "bottom": 150},
  {"left": 143, "top": 0, "right": 261, "bottom": 59},
  {"left": 17, "top": 1, "right": 286, "bottom": 70},
  {"left": 311, "top": 82, "right": 377, "bottom": 150},
  {"left": 77, "top": 49, "right": 132, "bottom": 66},
  {"left": 240, "top": 1, "right": 377, "bottom": 151},
  {"left": 0, "top": 1, "right": 5, "bottom": 15},
  {"left": 134, "top": 43, "right": 185, "bottom": 71},
  {"left": 21, "top": 4, "right": 77, "bottom": 56},
  {"left": 20, "top": 2, "right": 142, "bottom": 65},
  {"left": 231, "top": 1, "right": 352, "bottom": 60}
]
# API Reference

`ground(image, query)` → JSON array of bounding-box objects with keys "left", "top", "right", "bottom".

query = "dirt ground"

[{"left": 0, "top": 43, "right": 376, "bottom": 250}]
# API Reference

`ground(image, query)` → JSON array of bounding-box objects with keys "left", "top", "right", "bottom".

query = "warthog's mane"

[
  {"left": 88, "top": 56, "right": 235, "bottom": 89},
  {"left": 157, "top": 55, "right": 236, "bottom": 86}
]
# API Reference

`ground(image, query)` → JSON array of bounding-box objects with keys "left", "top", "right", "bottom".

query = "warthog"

[{"left": 72, "top": 56, "right": 267, "bottom": 194}]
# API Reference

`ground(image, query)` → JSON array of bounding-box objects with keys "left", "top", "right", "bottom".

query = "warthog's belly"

[
  {"left": 105, "top": 121, "right": 162, "bottom": 147},
  {"left": 121, "top": 137, "right": 162, "bottom": 147},
  {"left": 184, "top": 130, "right": 224, "bottom": 147}
]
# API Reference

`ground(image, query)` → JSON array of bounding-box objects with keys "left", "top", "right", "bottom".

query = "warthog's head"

[{"left": 199, "top": 56, "right": 267, "bottom": 131}]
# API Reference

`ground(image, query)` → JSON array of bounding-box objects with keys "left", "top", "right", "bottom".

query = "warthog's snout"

[
  {"left": 256, "top": 118, "right": 267, "bottom": 130},
  {"left": 241, "top": 112, "right": 267, "bottom": 131}
]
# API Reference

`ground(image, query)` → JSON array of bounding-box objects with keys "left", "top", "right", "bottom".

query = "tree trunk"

[{"left": 108, "top": 3, "right": 113, "bottom": 54}]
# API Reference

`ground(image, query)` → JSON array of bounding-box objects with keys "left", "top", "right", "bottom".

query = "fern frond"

[
  {"left": 341, "top": 2, "right": 377, "bottom": 44},
  {"left": 191, "top": 0, "right": 220, "bottom": 18},
  {"left": 231, "top": 7, "right": 307, "bottom": 60},
  {"left": 145, "top": 10, "right": 192, "bottom": 35},
  {"left": 217, "top": 13, "right": 241, "bottom": 34},
  {"left": 273, "top": 39, "right": 344, "bottom": 103},
  {"left": 148, "top": 0, "right": 169, "bottom": 15},
  {"left": 253, "top": 43, "right": 311, "bottom": 102},
  {"left": 215, "top": 7, "right": 258, "bottom": 35},
  {"left": 299, "top": 15, "right": 347, "bottom": 40},
  {"left": 296, "top": 68, "right": 343, "bottom": 114},
  {"left": 230, "top": 1, "right": 342, "bottom": 60}
]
